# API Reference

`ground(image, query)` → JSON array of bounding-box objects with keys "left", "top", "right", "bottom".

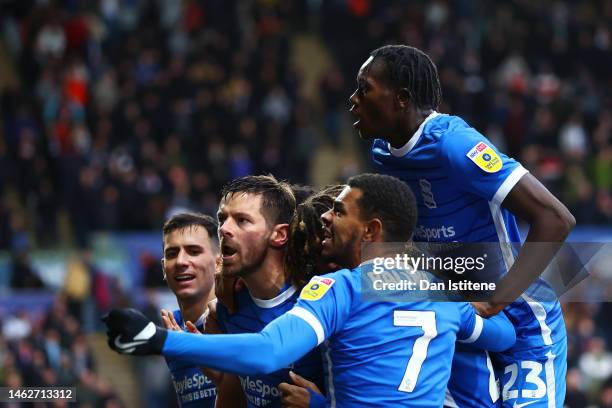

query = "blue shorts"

[{"left": 494, "top": 297, "right": 567, "bottom": 408}]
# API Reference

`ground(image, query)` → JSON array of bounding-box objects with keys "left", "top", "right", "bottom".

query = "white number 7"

[{"left": 393, "top": 310, "right": 437, "bottom": 393}]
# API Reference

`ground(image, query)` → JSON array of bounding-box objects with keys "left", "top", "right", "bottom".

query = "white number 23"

[{"left": 502, "top": 361, "right": 547, "bottom": 400}]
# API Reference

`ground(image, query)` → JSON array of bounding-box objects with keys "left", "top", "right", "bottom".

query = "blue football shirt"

[
  {"left": 165, "top": 310, "right": 217, "bottom": 407},
  {"left": 371, "top": 112, "right": 566, "bottom": 407},
  {"left": 288, "top": 265, "right": 511, "bottom": 408},
  {"left": 217, "top": 284, "right": 324, "bottom": 408}
]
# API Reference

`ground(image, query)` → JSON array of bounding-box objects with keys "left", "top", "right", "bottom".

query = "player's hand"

[
  {"left": 471, "top": 301, "right": 509, "bottom": 318},
  {"left": 279, "top": 371, "right": 323, "bottom": 408},
  {"left": 102, "top": 308, "right": 167, "bottom": 355},
  {"left": 161, "top": 309, "right": 181, "bottom": 331},
  {"left": 161, "top": 309, "right": 201, "bottom": 333},
  {"left": 185, "top": 320, "right": 200, "bottom": 334}
]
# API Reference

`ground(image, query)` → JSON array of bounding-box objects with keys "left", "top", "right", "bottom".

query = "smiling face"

[
  {"left": 348, "top": 56, "right": 401, "bottom": 141},
  {"left": 162, "top": 226, "right": 216, "bottom": 305},
  {"left": 320, "top": 186, "right": 366, "bottom": 269},
  {"left": 217, "top": 193, "right": 272, "bottom": 277}
]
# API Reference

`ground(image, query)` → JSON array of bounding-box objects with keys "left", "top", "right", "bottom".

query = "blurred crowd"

[
  {"left": 1, "top": 0, "right": 312, "bottom": 249},
  {"left": 318, "top": 0, "right": 612, "bottom": 224},
  {"left": 0, "top": 294, "right": 123, "bottom": 407},
  {"left": 0, "top": 0, "right": 611, "bottom": 406},
  {"left": 0, "top": 0, "right": 610, "bottom": 250}
]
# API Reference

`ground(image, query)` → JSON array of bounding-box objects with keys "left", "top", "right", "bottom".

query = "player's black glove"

[{"left": 101, "top": 308, "right": 168, "bottom": 355}]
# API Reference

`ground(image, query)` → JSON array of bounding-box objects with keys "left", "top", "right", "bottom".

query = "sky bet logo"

[
  {"left": 414, "top": 225, "right": 456, "bottom": 241},
  {"left": 466, "top": 142, "right": 502, "bottom": 173}
]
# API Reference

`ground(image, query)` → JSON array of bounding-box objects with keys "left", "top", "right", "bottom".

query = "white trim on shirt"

[
  {"left": 288, "top": 306, "right": 326, "bottom": 345},
  {"left": 389, "top": 111, "right": 440, "bottom": 157},
  {"left": 458, "top": 314, "right": 484, "bottom": 343},
  {"left": 250, "top": 285, "right": 297, "bottom": 309},
  {"left": 492, "top": 165, "right": 529, "bottom": 206}
]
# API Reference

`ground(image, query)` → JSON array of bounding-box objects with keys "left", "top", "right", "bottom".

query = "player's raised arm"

[
  {"left": 475, "top": 174, "right": 575, "bottom": 317},
  {"left": 103, "top": 308, "right": 318, "bottom": 375}
]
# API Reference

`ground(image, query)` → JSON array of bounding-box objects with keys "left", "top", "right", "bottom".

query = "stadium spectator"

[{"left": 0, "top": 295, "right": 122, "bottom": 404}]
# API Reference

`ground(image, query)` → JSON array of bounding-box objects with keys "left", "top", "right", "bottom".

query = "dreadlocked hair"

[
  {"left": 370, "top": 44, "right": 442, "bottom": 111},
  {"left": 285, "top": 185, "right": 345, "bottom": 289}
]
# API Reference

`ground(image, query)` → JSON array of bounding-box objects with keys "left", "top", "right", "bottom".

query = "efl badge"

[
  {"left": 466, "top": 142, "right": 502, "bottom": 173},
  {"left": 299, "top": 276, "right": 335, "bottom": 301}
]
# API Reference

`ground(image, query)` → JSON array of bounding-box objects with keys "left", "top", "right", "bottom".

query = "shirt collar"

[{"left": 388, "top": 111, "right": 440, "bottom": 157}]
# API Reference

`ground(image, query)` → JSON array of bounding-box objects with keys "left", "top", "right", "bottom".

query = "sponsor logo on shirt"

[
  {"left": 414, "top": 225, "right": 456, "bottom": 241},
  {"left": 299, "top": 276, "right": 335, "bottom": 301},
  {"left": 239, "top": 376, "right": 281, "bottom": 405},
  {"left": 466, "top": 142, "right": 502, "bottom": 173},
  {"left": 173, "top": 372, "right": 214, "bottom": 395}
]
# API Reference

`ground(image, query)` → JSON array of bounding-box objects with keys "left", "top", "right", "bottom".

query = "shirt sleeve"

[
  {"left": 442, "top": 129, "right": 528, "bottom": 206},
  {"left": 456, "top": 302, "right": 516, "bottom": 352},
  {"left": 308, "top": 390, "right": 327, "bottom": 408},
  {"left": 162, "top": 313, "right": 318, "bottom": 375},
  {"left": 287, "top": 272, "right": 354, "bottom": 345}
]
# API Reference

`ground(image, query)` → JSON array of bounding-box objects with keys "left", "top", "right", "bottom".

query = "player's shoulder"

[
  {"left": 422, "top": 301, "right": 470, "bottom": 330},
  {"left": 372, "top": 114, "right": 478, "bottom": 155},
  {"left": 309, "top": 268, "right": 354, "bottom": 290},
  {"left": 298, "top": 268, "right": 357, "bottom": 302},
  {"left": 436, "top": 116, "right": 487, "bottom": 149},
  {"left": 325, "top": 266, "right": 361, "bottom": 287}
]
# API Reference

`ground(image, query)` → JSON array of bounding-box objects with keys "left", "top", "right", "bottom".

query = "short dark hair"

[
  {"left": 347, "top": 173, "right": 417, "bottom": 242},
  {"left": 286, "top": 185, "right": 345, "bottom": 288},
  {"left": 163, "top": 212, "right": 218, "bottom": 247},
  {"left": 370, "top": 44, "right": 442, "bottom": 111},
  {"left": 220, "top": 175, "right": 296, "bottom": 226}
]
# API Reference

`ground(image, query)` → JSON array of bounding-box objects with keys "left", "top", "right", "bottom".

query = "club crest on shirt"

[
  {"left": 466, "top": 142, "right": 502, "bottom": 173},
  {"left": 299, "top": 276, "right": 335, "bottom": 301}
]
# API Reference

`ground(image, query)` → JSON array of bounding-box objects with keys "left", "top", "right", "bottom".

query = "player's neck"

[
  {"left": 388, "top": 109, "right": 433, "bottom": 149},
  {"left": 242, "top": 251, "right": 287, "bottom": 300},
  {"left": 178, "top": 291, "right": 215, "bottom": 326}
]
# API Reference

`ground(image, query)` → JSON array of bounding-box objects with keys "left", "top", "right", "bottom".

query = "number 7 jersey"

[{"left": 288, "top": 265, "right": 516, "bottom": 407}]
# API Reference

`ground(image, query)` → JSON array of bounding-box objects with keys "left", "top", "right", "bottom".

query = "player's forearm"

[
  {"left": 465, "top": 314, "right": 516, "bottom": 352},
  {"left": 494, "top": 175, "right": 576, "bottom": 304},
  {"left": 162, "top": 314, "right": 317, "bottom": 375},
  {"left": 492, "top": 209, "right": 575, "bottom": 303}
]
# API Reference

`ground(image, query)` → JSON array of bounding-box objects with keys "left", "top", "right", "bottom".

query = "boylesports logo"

[
  {"left": 239, "top": 376, "right": 281, "bottom": 399},
  {"left": 414, "top": 225, "right": 456, "bottom": 241},
  {"left": 173, "top": 372, "right": 213, "bottom": 394}
]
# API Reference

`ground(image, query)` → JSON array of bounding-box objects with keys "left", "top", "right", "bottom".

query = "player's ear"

[
  {"left": 161, "top": 258, "right": 167, "bottom": 281},
  {"left": 396, "top": 88, "right": 411, "bottom": 111},
  {"left": 363, "top": 218, "right": 383, "bottom": 242},
  {"left": 270, "top": 223, "right": 289, "bottom": 248}
]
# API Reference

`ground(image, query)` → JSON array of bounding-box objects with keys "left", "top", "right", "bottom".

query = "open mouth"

[
  {"left": 174, "top": 274, "right": 195, "bottom": 283},
  {"left": 221, "top": 243, "right": 238, "bottom": 260},
  {"left": 350, "top": 106, "right": 360, "bottom": 127},
  {"left": 321, "top": 228, "right": 333, "bottom": 246}
]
